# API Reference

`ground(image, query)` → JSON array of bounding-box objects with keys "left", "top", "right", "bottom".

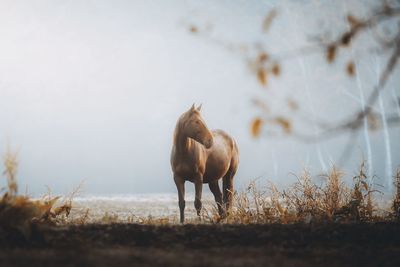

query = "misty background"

[{"left": 0, "top": 0, "right": 399, "bottom": 196}]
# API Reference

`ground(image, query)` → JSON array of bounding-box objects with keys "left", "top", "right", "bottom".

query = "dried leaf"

[
  {"left": 252, "top": 99, "right": 269, "bottom": 112},
  {"left": 274, "top": 117, "right": 292, "bottom": 134},
  {"left": 346, "top": 61, "right": 355, "bottom": 76},
  {"left": 271, "top": 63, "right": 281, "bottom": 76},
  {"left": 251, "top": 118, "right": 263, "bottom": 137},
  {"left": 341, "top": 32, "right": 352, "bottom": 46},
  {"left": 326, "top": 45, "right": 336, "bottom": 63},
  {"left": 257, "top": 68, "right": 268, "bottom": 86},
  {"left": 189, "top": 26, "right": 198, "bottom": 33},
  {"left": 347, "top": 15, "right": 359, "bottom": 27},
  {"left": 263, "top": 9, "right": 277, "bottom": 32},
  {"left": 287, "top": 99, "right": 299, "bottom": 111},
  {"left": 258, "top": 52, "right": 269, "bottom": 63}
]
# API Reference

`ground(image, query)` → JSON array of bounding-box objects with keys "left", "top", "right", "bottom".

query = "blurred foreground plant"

[{"left": 0, "top": 149, "right": 74, "bottom": 237}]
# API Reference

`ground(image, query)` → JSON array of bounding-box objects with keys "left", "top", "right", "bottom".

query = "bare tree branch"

[{"left": 187, "top": 1, "right": 400, "bottom": 142}]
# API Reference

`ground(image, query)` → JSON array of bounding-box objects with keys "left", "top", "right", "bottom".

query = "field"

[
  {"left": 1, "top": 152, "right": 400, "bottom": 266},
  {"left": 1, "top": 223, "right": 400, "bottom": 267}
]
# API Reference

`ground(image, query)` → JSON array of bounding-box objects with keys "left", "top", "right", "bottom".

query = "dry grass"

[
  {"left": 1, "top": 148, "right": 398, "bottom": 227},
  {"left": 202, "top": 162, "right": 394, "bottom": 224},
  {"left": 2, "top": 148, "right": 18, "bottom": 197},
  {"left": 393, "top": 169, "right": 400, "bottom": 220},
  {"left": 62, "top": 162, "right": 397, "bottom": 226},
  {"left": 0, "top": 149, "right": 74, "bottom": 236}
]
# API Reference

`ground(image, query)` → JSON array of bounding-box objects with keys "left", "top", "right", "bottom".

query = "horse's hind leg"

[
  {"left": 224, "top": 145, "right": 239, "bottom": 213},
  {"left": 223, "top": 159, "right": 238, "bottom": 213},
  {"left": 222, "top": 171, "right": 234, "bottom": 213},
  {"left": 208, "top": 180, "right": 224, "bottom": 218}
]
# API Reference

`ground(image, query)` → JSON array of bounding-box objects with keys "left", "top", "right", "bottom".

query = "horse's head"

[{"left": 183, "top": 104, "right": 214, "bottom": 148}]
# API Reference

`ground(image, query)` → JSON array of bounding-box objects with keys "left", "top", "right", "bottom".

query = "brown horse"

[{"left": 171, "top": 104, "right": 239, "bottom": 223}]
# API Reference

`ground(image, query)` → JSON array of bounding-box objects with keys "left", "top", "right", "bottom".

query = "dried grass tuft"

[
  {"left": 201, "top": 164, "right": 390, "bottom": 225},
  {"left": 0, "top": 149, "right": 78, "bottom": 237},
  {"left": 393, "top": 169, "right": 400, "bottom": 220}
]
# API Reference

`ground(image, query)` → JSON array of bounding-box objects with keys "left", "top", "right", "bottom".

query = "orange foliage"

[
  {"left": 287, "top": 99, "right": 299, "bottom": 111},
  {"left": 346, "top": 61, "right": 355, "bottom": 76},
  {"left": 251, "top": 118, "right": 263, "bottom": 137},
  {"left": 258, "top": 52, "right": 269, "bottom": 63},
  {"left": 262, "top": 9, "right": 277, "bottom": 32},
  {"left": 271, "top": 63, "right": 281, "bottom": 76},
  {"left": 257, "top": 68, "right": 268, "bottom": 86},
  {"left": 326, "top": 45, "right": 337, "bottom": 63},
  {"left": 189, "top": 25, "right": 198, "bottom": 33},
  {"left": 347, "top": 14, "right": 359, "bottom": 27},
  {"left": 274, "top": 117, "right": 292, "bottom": 134}
]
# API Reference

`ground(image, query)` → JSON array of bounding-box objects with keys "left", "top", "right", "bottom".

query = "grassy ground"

[
  {"left": 1, "top": 222, "right": 400, "bottom": 267},
  {"left": 1, "top": 150, "right": 400, "bottom": 266}
]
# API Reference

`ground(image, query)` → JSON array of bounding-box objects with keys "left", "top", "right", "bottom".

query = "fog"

[{"left": 0, "top": 0, "right": 399, "bottom": 196}]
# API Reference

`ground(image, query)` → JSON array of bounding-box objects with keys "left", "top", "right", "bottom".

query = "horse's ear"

[
  {"left": 197, "top": 104, "right": 202, "bottom": 111},
  {"left": 190, "top": 103, "right": 195, "bottom": 112}
]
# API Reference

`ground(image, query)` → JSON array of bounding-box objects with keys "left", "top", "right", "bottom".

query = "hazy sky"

[{"left": 0, "top": 0, "right": 399, "bottom": 196}]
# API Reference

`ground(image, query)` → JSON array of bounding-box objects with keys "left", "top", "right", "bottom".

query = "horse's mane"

[
  {"left": 173, "top": 112, "right": 189, "bottom": 146},
  {"left": 173, "top": 110, "right": 198, "bottom": 150}
]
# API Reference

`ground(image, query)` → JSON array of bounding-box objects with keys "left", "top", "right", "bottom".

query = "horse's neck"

[{"left": 174, "top": 130, "right": 195, "bottom": 155}]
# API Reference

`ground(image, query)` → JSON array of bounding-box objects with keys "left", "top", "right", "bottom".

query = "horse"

[{"left": 170, "top": 104, "right": 239, "bottom": 223}]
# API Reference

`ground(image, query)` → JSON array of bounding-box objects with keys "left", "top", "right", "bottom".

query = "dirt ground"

[{"left": 0, "top": 222, "right": 399, "bottom": 267}]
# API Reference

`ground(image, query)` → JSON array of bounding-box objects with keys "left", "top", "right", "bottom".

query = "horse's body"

[{"left": 171, "top": 104, "right": 239, "bottom": 223}]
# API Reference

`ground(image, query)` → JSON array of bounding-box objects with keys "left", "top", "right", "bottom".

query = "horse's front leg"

[
  {"left": 194, "top": 176, "right": 203, "bottom": 217},
  {"left": 174, "top": 175, "right": 185, "bottom": 223}
]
